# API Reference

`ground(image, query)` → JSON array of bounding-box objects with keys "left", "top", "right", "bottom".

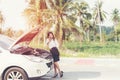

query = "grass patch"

[
  {"left": 61, "top": 41, "right": 120, "bottom": 58},
  {"left": 29, "top": 40, "right": 120, "bottom": 58}
]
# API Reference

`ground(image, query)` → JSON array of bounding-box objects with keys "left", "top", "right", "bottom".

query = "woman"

[{"left": 46, "top": 32, "right": 63, "bottom": 78}]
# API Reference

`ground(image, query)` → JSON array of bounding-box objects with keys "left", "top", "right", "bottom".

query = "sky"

[
  {"left": 0, "top": 0, "right": 27, "bottom": 30},
  {"left": 85, "top": 0, "right": 120, "bottom": 26},
  {"left": 0, "top": 0, "right": 120, "bottom": 30}
]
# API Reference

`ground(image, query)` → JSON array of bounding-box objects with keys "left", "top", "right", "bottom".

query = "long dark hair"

[{"left": 47, "top": 32, "right": 55, "bottom": 40}]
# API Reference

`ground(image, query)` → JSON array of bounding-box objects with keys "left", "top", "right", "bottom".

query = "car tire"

[{"left": 3, "top": 67, "right": 28, "bottom": 80}]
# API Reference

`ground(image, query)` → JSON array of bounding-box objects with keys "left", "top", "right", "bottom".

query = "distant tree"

[
  {"left": 14, "top": 30, "right": 24, "bottom": 38},
  {"left": 23, "top": 0, "right": 48, "bottom": 28},
  {"left": 46, "top": 0, "right": 82, "bottom": 45},
  {"left": 111, "top": 8, "right": 120, "bottom": 42},
  {"left": 71, "top": 1, "right": 90, "bottom": 28},
  {"left": 70, "top": 1, "right": 92, "bottom": 42},
  {"left": 4, "top": 28, "right": 14, "bottom": 37},
  {"left": 0, "top": 11, "right": 5, "bottom": 33},
  {"left": 23, "top": 0, "right": 53, "bottom": 46},
  {"left": 93, "top": 0, "right": 107, "bottom": 42}
]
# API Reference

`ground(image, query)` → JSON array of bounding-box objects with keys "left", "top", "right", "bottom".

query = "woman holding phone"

[{"left": 46, "top": 32, "right": 63, "bottom": 78}]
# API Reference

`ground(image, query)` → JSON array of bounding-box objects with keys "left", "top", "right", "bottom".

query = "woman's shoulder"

[{"left": 54, "top": 39, "right": 58, "bottom": 42}]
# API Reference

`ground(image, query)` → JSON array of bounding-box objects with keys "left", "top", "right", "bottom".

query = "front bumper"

[
  {"left": 46, "top": 61, "right": 53, "bottom": 68},
  {"left": 25, "top": 61, "right": 53, "bottom": 78}
]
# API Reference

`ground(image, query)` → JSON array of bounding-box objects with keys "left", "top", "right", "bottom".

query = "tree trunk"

[
  {"left": 93, "top": 22, "right": 96, "bottom": 42},
  {"left": 99, "top": 24, "right": 102, "bottom": 42},
  {"left": 87, "top": 29, "right": 90, "bottom": 42},
  {"left": 115, "top": 32, "right": 117, "bottom": 42},
  {"left": 93, "top": 31, "right": 96, "bottom": 42},
  {"left": 58, "top": 22, "right": 63, "bottom": 48},
  {"left": 114, "top": 25, "right": 118, "bottom": 42},
  {"left": 79, "top": 16, "right": 81, "bottom": 27},
  {"left": 79, "top": 16, "right": 83, "bottom": 28}
]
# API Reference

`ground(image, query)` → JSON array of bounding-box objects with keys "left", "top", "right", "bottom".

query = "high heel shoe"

[
  {"left": 60, "top": 71, "right": 63, "bottom": 77},
  {"left": 52, "top": 73, "right": 58, "bottom": 78}
]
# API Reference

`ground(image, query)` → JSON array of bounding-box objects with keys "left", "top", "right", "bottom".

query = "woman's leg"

[
  {"left": 54, "top": 62, "right": 61, "bottom": 73},
  {"left": 52, "top": 62, "right": 58, "bottom": 78},
  {"left": 55, "top": 62, "right": 63, "bottom": 77},
  {"left": 54, "top": 63, "right": 57, "bottom": 74},
  {"left": 54, "top": 62, "right": 63, "bottom": 77}
]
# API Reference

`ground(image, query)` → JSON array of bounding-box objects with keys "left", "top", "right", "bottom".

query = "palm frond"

[{"left": 64, "top": 17, "right": 85, "bottom": 34}]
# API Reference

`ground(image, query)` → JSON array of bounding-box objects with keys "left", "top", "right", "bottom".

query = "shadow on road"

[
  {"left": 29, "top": 77, "right": 51, "bottom": 80},
  {"left": 63, "top": 71, "right": 101, "bottom": 80},
  {"left": 29, "top": 71, "right": 101, "bottom": 80}
]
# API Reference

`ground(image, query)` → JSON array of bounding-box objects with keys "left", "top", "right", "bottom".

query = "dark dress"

[{"left": 50, "top": 47, "right": 60, "bottom": 62}]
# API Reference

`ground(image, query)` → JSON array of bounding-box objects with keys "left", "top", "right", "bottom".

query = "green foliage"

[{"left": 61, "top": 41, "right": 120, "bottom": 57}]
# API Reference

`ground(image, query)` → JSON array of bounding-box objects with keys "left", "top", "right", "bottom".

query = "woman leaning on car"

[{"left": 46, "top": 32, "right": 63, "bottom": 78}]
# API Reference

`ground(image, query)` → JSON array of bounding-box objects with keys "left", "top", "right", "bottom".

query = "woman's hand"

[{"left": 46, "top": 38, "right": 51, "bottom": 45}]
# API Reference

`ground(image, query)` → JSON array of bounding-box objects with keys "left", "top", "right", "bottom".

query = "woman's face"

[{"left": 49, "top": 33, "right": 54, "bottom": 39}]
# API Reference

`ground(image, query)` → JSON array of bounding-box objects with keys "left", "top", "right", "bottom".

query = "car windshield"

[{"left": 0, "top": 35, "right": 14, "bottom": 50}]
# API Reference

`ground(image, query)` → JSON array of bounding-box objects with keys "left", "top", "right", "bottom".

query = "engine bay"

[{"left": 10, "top": 46, "right": 53, "bottom": 60}]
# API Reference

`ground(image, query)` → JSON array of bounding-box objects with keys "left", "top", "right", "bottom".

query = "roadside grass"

[
  {"left": 61, "top": 41, "right": 120, "bottom": 58},
  {"left": 30, "top": 41, "right": 120, "bottom": 58}
]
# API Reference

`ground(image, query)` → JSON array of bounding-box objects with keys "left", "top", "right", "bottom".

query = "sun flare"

[{"left": 0, "top": 0, "right": 27, "bottom": 30}]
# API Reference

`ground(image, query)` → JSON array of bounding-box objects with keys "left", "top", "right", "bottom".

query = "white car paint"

[
  {"left": 0, "top": 47, "right": 52, "bottom": 78},
  {"left": 0, "top": 27, "right": 53, "bottom": 79}
]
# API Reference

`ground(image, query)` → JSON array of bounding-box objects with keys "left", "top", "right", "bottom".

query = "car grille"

[{"left": 46, "top": 61, "right": 52, "bottom": 68}]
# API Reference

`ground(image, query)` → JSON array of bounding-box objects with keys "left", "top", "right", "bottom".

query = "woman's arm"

[
  {"left": 46, "top": 39, "right": 49, "bottom": 45},
  {"left": 55, "top": 39, "right": 59, "bottom": 48}
]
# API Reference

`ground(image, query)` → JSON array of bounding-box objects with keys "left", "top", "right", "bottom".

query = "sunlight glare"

[{"left": 0, "top": 0, "right": 27, "bottom": 30}]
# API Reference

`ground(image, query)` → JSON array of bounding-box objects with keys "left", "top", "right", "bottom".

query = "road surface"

[{"left": 30, "top": 57, "right": 120, "bottom": 80}]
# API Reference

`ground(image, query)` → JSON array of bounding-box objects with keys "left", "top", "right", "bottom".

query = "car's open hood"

[{"left": 9, "top": 27, "right": 40, "bottom": 49}]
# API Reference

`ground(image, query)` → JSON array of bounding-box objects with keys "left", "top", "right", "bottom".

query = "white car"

[{"left": 0, "top": 27, "right": 53, "bottom": 80}]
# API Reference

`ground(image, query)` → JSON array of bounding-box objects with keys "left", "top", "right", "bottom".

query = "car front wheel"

[{"left": 3, "top": 67, "right": 28, "bottom": 80}]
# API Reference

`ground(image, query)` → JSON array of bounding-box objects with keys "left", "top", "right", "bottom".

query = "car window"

[
  {"left": 0, "top": 47, "right": 3, "bottom": 53},
  {"left": 0, "top": 41, "right": 10, "bottom": 50},
  {"left": 0, "top": 35, "right": 14, "bottom": 50}
]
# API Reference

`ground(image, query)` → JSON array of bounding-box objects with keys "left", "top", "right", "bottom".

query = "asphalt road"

[{"left": 30, "top": 58, "right": 120, "bottom": 80}]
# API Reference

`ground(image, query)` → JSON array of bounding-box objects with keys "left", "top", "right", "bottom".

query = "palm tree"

[
  {"left": 93, "top": 0, "right": 107, "bottom": 42},
  {"left": 47, "top": 0, "right": 77, "bottom": 45},
  {"left": 24, "top": 0, "right": 81, "bottom": 46},
  {"left": 111, "top": 8, "right": 120, "bottom": 42},
  {"left": 0, "top": 11, "right": 4, "bottom": 33},
  {"left": 70, "top": 1, "right": 89, "bottom": 28},
  {"left": 23, "top": 0, "right": 49, "bottom": 28},
  {"left": 23, "top": 0, "right": 54, "bottom": 47},
  {"left": 83, "top": 16, "right": 92, "bottom": 42},
  {"left": 69, "top": 1, "right": 92, "bottom": 42}
]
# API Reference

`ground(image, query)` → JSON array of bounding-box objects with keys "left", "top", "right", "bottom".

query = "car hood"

[{"left": 9, "top": 27, "right": 40, "bottom": 49}]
